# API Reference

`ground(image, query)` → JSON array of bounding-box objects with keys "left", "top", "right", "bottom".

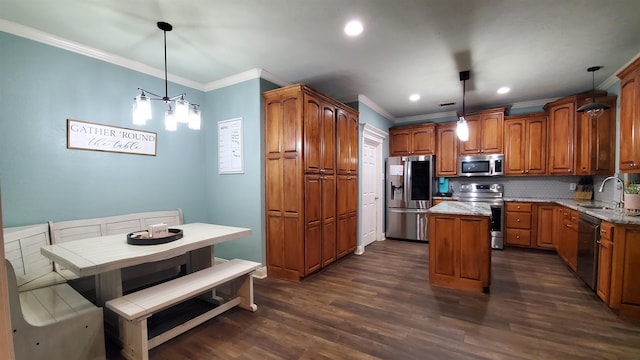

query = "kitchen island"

[{"left": 428, "top": 201, "right": 492, "bottom": 293}]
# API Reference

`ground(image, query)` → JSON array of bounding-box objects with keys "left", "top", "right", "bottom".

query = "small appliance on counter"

[{"left": 435, "top": 177, "right": 452, "bottom": 197}]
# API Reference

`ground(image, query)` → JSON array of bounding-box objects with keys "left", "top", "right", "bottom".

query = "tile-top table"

[{"left": 41, "top": 222, "right": 252, "bottom": 337}]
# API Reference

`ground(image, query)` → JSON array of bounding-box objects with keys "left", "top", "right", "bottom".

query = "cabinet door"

[
  {"left": 336, "top": 108, "right": 358, "bottom": 174},
  {"left": 412, "top": 124, "right": 436, "bottom": 155},
  {"left": 504, "top": 119, "right": 526, "bottom": 175},
  {"left": 619, "top": 73, "right": 639, "bottom": 172},
  {"left": 479, "top": 112, "right": 503, "bottom": 154},
  {"left": 525, "top": 116, "right": 547, "bottom": 175},
  {"left": 436, "top": 123, "right": 458, "bottom": 176},
  {"left": 304, "top": 95, "right": 323, "bottom": 173},
  {"left": 597, "top": 222, "right": 614, "bottom": 304},
  {"left": 321, "top": 175, "right": 337, "bottom": 267},
  {"left": 459, "top": 115, "right": 482, "bottom": 155},
  {"left": 337, "top": 175, "right": 357, "bottom": 258},
  {"left": 536, "top": 205, "right": 555, "bottom": 249},
  {"left": 304, "top": 175, "right": 322, "bottom": 274},
  {"left": 322, "top": 103, "right": 336, "bottom": 174},
  {"left": 548, "top": 102, "right": 576, "bottom": 175},
  {"left": 389, "top": 128, "right": 411, "bottom": 156},
  {"left": 265, "top": 90, "right": 304, "bottom": 281}
]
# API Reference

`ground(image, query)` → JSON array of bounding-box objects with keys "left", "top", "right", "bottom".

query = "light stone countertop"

[
  {"left": 427, "top": 201, "right": 491, "bottom": 217},
  {"left": 433, "top": 196, "right": 640, "bottom": 225}
]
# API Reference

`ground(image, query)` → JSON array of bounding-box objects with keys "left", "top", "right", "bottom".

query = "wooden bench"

[
  {"left": 5, "top": 259, "right": 106, "bottom": 360},
  {"left": 3, "top": 223, "right": 66, "bottom": 292},
  {"left": 106, "top": 258, "right": 261, "bottom": 360}
]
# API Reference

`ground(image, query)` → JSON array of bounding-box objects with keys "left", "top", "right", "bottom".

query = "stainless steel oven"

[{"left": 458, "top": 183, "right": 504, "bottom": 249}]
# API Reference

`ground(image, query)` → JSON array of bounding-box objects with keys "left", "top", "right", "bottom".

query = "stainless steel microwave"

[{"left": 458, "top": 154, "right": 504, "bottom": 177}]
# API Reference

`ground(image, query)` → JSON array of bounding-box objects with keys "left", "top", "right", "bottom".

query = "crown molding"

[
  {"left": 0, "top": 19, "right": 205, "bottom": 91},
  {"left": 600, "top": 51, "right": 640, "bottom": 90},
  {"left": 357, "top": 95, "right": 394, "bottom": 120},
  {"left": 203, "top": 68, "right": 292, "bottom": 92}
]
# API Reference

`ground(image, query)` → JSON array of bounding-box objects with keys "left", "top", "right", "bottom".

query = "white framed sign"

[
  {"left": 218, "top": 118, "right": 244, "bottom": 174},
  {"left": 67, "top": 119, "right": 157, "bottom": 156}
]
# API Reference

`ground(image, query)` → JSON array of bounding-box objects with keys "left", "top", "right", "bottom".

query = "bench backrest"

[
  {"left": 3, "top": 224, "right": 54, "bottom": 287},
  {"left": 49, "top": 209, "right": 183, "bottom": 272}
]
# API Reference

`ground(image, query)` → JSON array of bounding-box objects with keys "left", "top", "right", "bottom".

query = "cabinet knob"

[
  {"left": 516, "top": 218, "right": 521, "bottom": 222},
  {"left": 525, "top": 170, "right": 529, "bottom": 174},
  {"left": 516, "top": 235, "right": 520, "bottom": 239},
  {"left": 521, "top": 170, "right": 525, "bottom": 174},
  {"left": 568, "top": 169, "right": 572, "bottom": 172}
]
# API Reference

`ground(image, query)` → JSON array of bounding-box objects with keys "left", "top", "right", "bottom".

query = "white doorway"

[{"left": 358, "top": 124, "right": 387, "bottom": 254}]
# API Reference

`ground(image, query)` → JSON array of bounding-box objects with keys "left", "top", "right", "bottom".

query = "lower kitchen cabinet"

[
  {"left": 608, "top": 223, "right": 640, "bottom": 318},
  {"left": 597, "top": 221, "right": 614, "bottom": 304},
  {"left": 428, "top": 213, "right": 490, "bottom": 293},
  {"left": 505, "top": 202, "right": 533, "bottom": 247},
  {"left": 504, "top": 202, "right": 555, "bottom": 250},
  {"left": 536, "top": 204, "right": 556, "bottom": 249},
  {"left": 557, "top": 207, "right": 578, "bottom": 271}
]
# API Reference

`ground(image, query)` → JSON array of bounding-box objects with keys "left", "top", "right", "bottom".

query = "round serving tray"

[{"left": 127, "top": 228, "right": 183, "bottom": 245}]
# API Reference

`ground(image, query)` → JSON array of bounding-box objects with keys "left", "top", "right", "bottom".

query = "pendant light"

[
  {"left": 576, "top": 66, "right": 610, "bottom": 119},
  {"left": 456, "top": 70, "right": 470, "bottom": 142},
  {"left": 132, "top": 22, "right": 201, "bottom": 131}
]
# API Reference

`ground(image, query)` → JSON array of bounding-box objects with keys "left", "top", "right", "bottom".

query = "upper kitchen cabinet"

[
  {"left": 544, "top": 90, "right": 609, "bottom": 175},
  {"left": 389, "top": 123, "right": 436, "bottom": 156},
  {"left": 304, "top": 95, "right": 335, "bottom": 174},
  {"left": 618, "top": 57, "right": 640, "bottom": 173},
  {"left": 575, "top": 95, "right": 617, "bottom": 176},
  {"left": 436, "top": 122, "right": 458, "bottom": 177},
  {"left": 504, "top": 112, "right": 547, "bottom": 176},
  {"left": 336, "top": 108, "right": 359, "bottom": 174},
  {"left": 459, "top": 108, "right": 505, "bottom": 155}
]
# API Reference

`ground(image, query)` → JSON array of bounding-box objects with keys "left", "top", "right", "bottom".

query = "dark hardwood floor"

[{"left": 108, "top": 240, "right": 640, "bottom": 359}]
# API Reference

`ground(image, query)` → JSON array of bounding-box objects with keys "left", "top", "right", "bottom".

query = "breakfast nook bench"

[{"left": 105, "top": 258, "right": 261, "bottom": 360}]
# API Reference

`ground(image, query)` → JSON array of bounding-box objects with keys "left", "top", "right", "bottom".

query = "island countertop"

[{"left": 428, "top": 201, "right": 492, "bottom": 217}]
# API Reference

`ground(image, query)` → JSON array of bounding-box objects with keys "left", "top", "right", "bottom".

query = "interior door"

[{"left": 362, "top": 142, "right": 377, "bottom": 247}]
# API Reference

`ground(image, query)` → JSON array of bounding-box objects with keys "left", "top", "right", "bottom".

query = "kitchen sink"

[{"left": 579, "top": 204, "right": 616, "bottom": 210}]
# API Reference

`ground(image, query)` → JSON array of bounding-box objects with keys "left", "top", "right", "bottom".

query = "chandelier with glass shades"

[
  {"left": 132, "top": 21, "right": 201, "bottom": 131},
  {"left": 456, "top": 70, "right": 470, "bottom": 142}
]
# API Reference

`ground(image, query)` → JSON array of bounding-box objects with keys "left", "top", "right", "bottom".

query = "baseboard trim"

[{"left": 355, "top": 245, "right": 365, "bottom": 255}]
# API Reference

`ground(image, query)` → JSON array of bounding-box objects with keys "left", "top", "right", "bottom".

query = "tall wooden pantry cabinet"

[{"left": 264, "top": 84, "right": 359, "bottom": 281}]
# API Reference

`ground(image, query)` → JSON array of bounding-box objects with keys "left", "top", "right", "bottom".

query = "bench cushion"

[{"left": 106, "top": 259, "right": 261, "bottom": 321}]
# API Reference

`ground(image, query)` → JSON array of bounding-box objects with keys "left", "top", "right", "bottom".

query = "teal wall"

[
  {"left": 0, "top": 31, "right": 209, "bottom": 227},
  {"left": 202, "top": 78, "right": 280, "bottom": 263}
]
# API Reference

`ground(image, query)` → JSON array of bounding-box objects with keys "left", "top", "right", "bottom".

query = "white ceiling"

[{"left": 2, "top": 0, "right": 640, "bottom": 121}]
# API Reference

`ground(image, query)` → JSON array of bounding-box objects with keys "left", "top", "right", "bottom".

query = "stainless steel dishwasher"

[{"left": 577, "top": 213, "right": 601, "bottom": 290}]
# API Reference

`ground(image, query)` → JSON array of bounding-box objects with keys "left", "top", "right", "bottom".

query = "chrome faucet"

[{"left": 599, "top": 176, "right": 625, "bottom": 208}]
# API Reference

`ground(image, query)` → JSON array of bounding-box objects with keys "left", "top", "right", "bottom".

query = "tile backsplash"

[{"left": 445, "top": 175, "right": 618, "bottom": 203}]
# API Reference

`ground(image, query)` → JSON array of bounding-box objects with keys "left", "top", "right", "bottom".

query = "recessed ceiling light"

[
  {"left": 344, "top": 20, "right": 364, "bottom": 36},
  {"left": 497, "top": 87, "right": 511, "bottom": 94},
  {"left": 409, "top": 94, "right": 420, "bottom": 102}
]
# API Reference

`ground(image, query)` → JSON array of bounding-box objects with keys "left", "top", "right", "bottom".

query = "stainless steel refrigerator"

[{"left": 386, "top": 155, "right": 434, "bottom": 241}]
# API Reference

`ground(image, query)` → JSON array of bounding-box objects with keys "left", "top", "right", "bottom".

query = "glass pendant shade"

[
  {"left": 175, "top": 96, "right": 190, "bottom": 123},
  {"left": 165, "top": 108, "right": 177, "bottom": 131},
  {"left": 188, "top": 105, "right": 201, "bottom": 130},
  {"left": 132, "top": 93, "right": 152, "bottom": 125},
  {"left": 456, "top": 116, "right": 469, "bottom": 142}
]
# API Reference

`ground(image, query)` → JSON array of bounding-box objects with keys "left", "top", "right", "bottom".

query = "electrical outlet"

[{"left": 569, "top": 183, "right": 577, "bottom": 191}]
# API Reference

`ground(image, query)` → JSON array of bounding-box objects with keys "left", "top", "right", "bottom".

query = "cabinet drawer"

[
  {"left": 506, "top": 212, "right": 532, "bottom": 229},
  {"left": 600, "top": 222, "right": 614, "bottom": 241},
  {"left": 506, "top": 229, "right": 532, "bottom": 247},
  {"left": 505, "top": 202, "right": 532, "bottom": 212}
]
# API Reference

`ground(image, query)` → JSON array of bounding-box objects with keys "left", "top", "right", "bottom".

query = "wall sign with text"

[{"left": 67, "top": 119, "right": 157, "bottom": 156}]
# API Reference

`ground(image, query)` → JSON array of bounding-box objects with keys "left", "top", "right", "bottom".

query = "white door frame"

[{"left": 357, "top": 123, "right": 388, "bottom": 255}]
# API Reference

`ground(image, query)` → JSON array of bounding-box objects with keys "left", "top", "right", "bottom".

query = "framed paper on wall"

[{"left": 218, "top": 118, "right": 244, "bottom": 174}]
